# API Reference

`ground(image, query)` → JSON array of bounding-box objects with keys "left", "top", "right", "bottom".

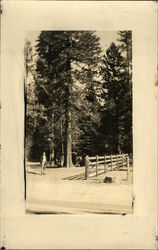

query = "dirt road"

[{"left": 26, "top": 164, "right": 133, "bottom": 214}]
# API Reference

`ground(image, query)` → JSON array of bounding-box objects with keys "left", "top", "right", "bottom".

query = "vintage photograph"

[{"left": 25, "top": 30, "right": 133, "bottom": 214}]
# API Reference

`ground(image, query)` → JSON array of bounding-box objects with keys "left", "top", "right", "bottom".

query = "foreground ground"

[{"left": 26, "top": 163, "right": 133, "bottom": 214}]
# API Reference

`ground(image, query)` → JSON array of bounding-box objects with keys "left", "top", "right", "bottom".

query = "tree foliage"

[
  {"left": 100, "top": 31, "right": 132, "bottom": 154},
  {"left": 25, "top": 30, "right": 133, "bottom": 165},
  {"left": 31, "top": 31, "right": 102, "bottom": 166}
]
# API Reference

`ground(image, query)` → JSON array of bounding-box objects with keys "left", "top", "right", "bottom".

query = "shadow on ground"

[{"left": 27, "top": 170, "right": 41, "bottom": 175}]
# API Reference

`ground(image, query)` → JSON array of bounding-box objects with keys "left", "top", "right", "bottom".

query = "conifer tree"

[
  {"left": 24, "top": 40, "right": 40, "bottom": 160},
  {"left": 101, "top": 41, "right": 132, "bottom": 154},
  {"left": 35, "top": 31, "right": 102, "bottom": 167},
  {"left": 117, "top": 31, "right": 132, "bottom": 153}
]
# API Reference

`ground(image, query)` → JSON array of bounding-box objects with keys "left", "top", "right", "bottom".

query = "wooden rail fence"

[{"left": 85, "top": 154, "right": 130, "bottom": 180}]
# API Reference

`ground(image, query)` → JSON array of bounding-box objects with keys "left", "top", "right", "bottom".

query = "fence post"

[
  {"left": 85, "top": 155, "right": 89, "bottom": 180},
  {"left": 122, "top": 154, "right": 124, "bottom": 168},
  {"left": 96, "top": 155, "right": 98, "bottom": 176},
  {"left": 127, "top": 155, "right": 130, "bottom": 180},
  {"left": 111, "top": 155, "right": 113, "bottom": 171},
  {"left": 116, "top": 154, "right": 118, "bottom": 170},
  {"left": 104, "top": 155, "right": 106, "bottom": 173}
]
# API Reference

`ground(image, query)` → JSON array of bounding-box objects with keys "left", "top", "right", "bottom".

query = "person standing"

[{"left": 41, "top": 152, "right": 47, "bottom": 175}]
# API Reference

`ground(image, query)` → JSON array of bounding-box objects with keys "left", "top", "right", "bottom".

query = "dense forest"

[{"left": 24, "top": 30, "right": 132, "bottom": 167}]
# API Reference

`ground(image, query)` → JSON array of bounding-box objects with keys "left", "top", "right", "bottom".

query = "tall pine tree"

[
  {"left": 117, "top": 31, "right": 132, "bottom": 153},
  {"left": 35, "top": 31, "right": 102, "bottom": 167},
  {"left": 101, "top": 42, "right": 127, "bottom": 153},
  {"left": 101, "top": 37, "right": 132, "bottom": 154}
]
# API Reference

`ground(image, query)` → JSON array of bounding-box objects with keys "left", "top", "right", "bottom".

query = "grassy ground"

[{"left": 26, "top": 163, "right": 133, "bottom": 214}]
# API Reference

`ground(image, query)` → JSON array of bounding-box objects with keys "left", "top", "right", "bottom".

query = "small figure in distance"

[
  {"left": 41, "top": 152, "right": 47, "bottom": 175},
  {"left": 75, "top": 156, "right": 82, "bottom": 167}
]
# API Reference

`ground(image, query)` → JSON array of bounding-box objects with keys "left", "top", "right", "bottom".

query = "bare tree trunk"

[
  {"left": 60, "top": 121, "right": 64, "bottom": 167},
  {"left": 49, "top": 113, "right": 55, "bottom": 166},
  {"left": 49, "top": 141, "right": 55, "bottom": 166},
  {"left": 64, "top": 110, "right": 73, "bottom": 168},
  {"left": 63, "top": 34, "right": 74, "bottom": 168}
]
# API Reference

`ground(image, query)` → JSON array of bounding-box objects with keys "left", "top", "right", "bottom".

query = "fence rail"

[{"left": 85, "top": 154, "right": 130, "bottom": 180}]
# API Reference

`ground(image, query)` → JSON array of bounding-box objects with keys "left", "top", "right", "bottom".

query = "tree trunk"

[
  {"left": 63, "top": 35, "right": 74, "bottom": 168},
  {"left": 64, "top": 109, "right": 73, "bottom": 168},
  {"left": 49, "top": 141, "right": 55, "bottom": 166},
  {"left": 60, "top": 121, "right": 64, "bottom": 167},
  {"left": 49, "top": 112, "right": 55, "bottom": 166},
  {"left": 115, "top": 90, "right": 119, "bottom": 154}
]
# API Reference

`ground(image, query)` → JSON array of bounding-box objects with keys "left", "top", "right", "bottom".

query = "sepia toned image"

[
  {"left": 24, "top": 30, "right": 133, "bottom": 214},
  {"left": 1, "top": 1, "right": 157, "bottom": 248}
]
